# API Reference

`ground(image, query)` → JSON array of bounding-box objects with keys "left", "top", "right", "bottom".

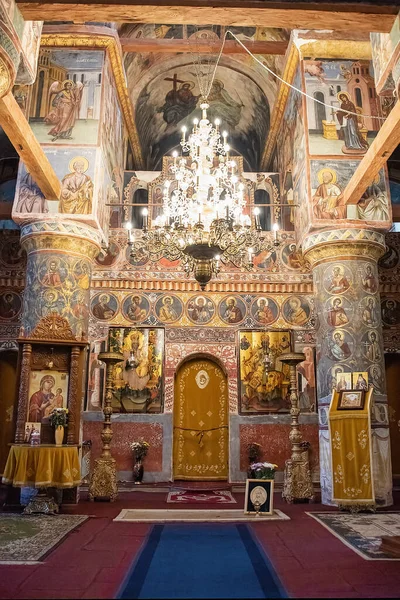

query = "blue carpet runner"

[{"left": 118, "top": 523, "right": 286, "bottom": 599}]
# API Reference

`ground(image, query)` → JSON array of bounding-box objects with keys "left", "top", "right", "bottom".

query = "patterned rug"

[
  {"left": 0, "top": 514, "right": 88, "bottom": 564},
  {"left": 166, "top": 490, "right": 237, "bottom": 504},
  {"left": 114, "top": 509, "right": 289, "bottom": 522},
  {"left": 307, "top": 512, "right": 400, "bottom": 560}
]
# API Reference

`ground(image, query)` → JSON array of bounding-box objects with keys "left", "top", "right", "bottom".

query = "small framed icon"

[{"left": 337, "top": 390, "right": 365, "bottom": 410}]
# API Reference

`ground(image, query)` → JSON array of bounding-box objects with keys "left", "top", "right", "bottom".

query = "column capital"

[
  {"left": 20, "top": 220, "right": 102, "bottom": 260},
  {"left": 303, "top": 229, "right": 386, "bottom": 268}
]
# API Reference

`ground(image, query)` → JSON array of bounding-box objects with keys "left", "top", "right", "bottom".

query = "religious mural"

[
  {"left": 0, "top": 290, "right": 21, "bottom": 320},
  {"left": 296, "top": 346, "right": 317, "bottom": 413},
  {"left": 89, "top": 288, "right": 315, "bottom": 330},
  {"left": 108, "top": 327, "right": 164, "bottom": 413},
  {"left": 87, "top": 340, "right": 106, "bottom": 411},
  {"left": 28, "top": 50, "right": 104, "bottom": 145},
  {"left": 370, "top": 17, "right": 400, "bottom": 93},
  {"left": 304, "top": 59, "right": 380, "bottom": 156},
  {"left": 22, "top": 252, "right": 92, "bottom": 338},
  {"left": 311, "top": 161, "right": 390, "bottom": 223},
  {"left": 28, "top": 370, "right": 69, "bottom": 423},
  {"left": 239, "top": 330, "right": 292, "bottom": 413},
  {"left": 135, "top": 64, "right": 270, "bottom": 171},
  {"left": 100, "top": 55, "right": 125, "bottom": 189},
  {"left": 13, "top": 148, "right": 101, "bottom": 225},
  {"left": 313, "top": 258, "right": 385, "bottom": 400}
]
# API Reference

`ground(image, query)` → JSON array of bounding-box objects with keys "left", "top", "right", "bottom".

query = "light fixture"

[
  {"left": 127, "top": 103, "right": 281, "bottom": 290},
  {"left": 125, "top": 350, "right": 139, "bottom": 371}
]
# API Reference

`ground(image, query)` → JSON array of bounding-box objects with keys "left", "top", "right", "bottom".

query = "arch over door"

[{"left": 173, "top": 358, "right": 228, "bottom": 480}]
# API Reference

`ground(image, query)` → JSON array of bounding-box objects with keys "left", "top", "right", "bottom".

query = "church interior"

[{"left": 1, "top": 0, "right": 400, "bottom": 598}]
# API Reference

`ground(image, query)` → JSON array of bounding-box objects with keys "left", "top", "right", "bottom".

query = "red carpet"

[{"left": 0, "top": 490, "right": 399, "bottom": 598}]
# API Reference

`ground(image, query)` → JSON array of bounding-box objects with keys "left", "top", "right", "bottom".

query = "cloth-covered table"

[{"left": 2, "top": 445, "right": 81, "bottom": 488}]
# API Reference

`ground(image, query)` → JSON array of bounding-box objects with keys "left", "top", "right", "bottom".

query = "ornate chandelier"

[{"left": 127, "top": 102, "right": 281, "bottom": 290}]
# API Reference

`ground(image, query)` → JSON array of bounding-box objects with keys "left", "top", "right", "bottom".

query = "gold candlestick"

[
  {"left": 88, "top": 351, "right": 123, "bottom": 502},
  {"left": 279, "top": 352, "right": 314, "bottom": 504}
]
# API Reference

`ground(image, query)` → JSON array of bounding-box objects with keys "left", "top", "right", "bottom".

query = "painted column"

[
  {"left": 20, "top": 221, "right": 101, "bottom": 339},
  {"left": 303, "top": 229, "right": 393, "bottom": 507}
]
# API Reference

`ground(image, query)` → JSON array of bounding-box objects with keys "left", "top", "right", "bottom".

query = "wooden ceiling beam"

[
  {"left": 0, "top": 92, "right": 61, "bottom": 200},
  {"left": 343, "top": 100, "right": 400, "bottom": 206},
  {"left": 17, "top": 1, "right": 398, "bottom": 32},
  {"left": 120, "top": 38, "right": 288, "bottom": 54}
]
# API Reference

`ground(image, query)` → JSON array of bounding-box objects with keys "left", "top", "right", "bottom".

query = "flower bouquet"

[
  {"left": 130, "top": 439, "right": 150, "bottom": 461},
  {"left": 48, "top": 407, "right": 69, "bottom": 428},
  {"left": 130, "top": 439, "right": 150, "bottom": 484},
  {"left": 249, "top": 461, "right": 278, "bottom": 480}
]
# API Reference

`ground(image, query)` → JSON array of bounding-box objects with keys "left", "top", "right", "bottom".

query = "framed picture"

[
  {"left": 352, "top": 371, "right": 368, "bottom": 391},
  {"left": 244, "top": 479, "right": 274, "bottom": 515},
  {"left": 24, "top": 422, "right": 41, "bottom": 444},
  {"left": 239, "top": 330, "right": 292, "bottom": 414},
  {"left": 28, "top": 370, "right": 69, "bottom": 424},
  {"left": 337, "top": 390, "right": 365, "bottom": 410},
  {"left": 108, "top": 327, "right": 164, "bottom": 413}
]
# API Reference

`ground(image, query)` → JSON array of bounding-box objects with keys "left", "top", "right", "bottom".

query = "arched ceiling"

[{"left": 122, "top": 24, "right": 288, "bottom": 170}]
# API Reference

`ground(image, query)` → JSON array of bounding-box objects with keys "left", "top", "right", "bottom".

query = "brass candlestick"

[
  {"left": 279, "top": 352, "right": 314, "bottom": 504},
  {"left": 88, "top": 351, "right": 123, "bottom": 502}
]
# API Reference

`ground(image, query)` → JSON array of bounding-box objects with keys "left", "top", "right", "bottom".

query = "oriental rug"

[
  {"left": 0, "top": 514, "right": 88, "bottom": 564},
  {"left": 307, "top": 512, "right": 400, "bottom": 560},
  {"left": 114, "top": 508, "right": 289, "bottom": 522},
  {"left": 166, "top": 490, "right": 236, "bottom": 504},
  {"left": 117, "top": 523, "right": 287, "bottom": 599}
]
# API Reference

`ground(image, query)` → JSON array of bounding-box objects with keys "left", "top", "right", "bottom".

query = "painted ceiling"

[{"left": 122, "top": 25, "right": 287, "bottom": 170}]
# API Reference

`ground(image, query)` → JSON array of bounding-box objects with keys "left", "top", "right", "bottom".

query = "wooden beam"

[
  {"left": 120, "top": 37, "right": 288, "bottom": 54},
  {"left": 17, "top": 1, "right": 398, "bottom": 33},
  {"left": 0, "top": 92, "right": 61, "bottom": 200},
  {"left": 343, "top": 100, "right": 400, "bottom": 206}
]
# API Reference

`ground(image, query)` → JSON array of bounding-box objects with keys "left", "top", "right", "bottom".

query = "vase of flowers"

[
  {"left": 130, "top": 439, "right": 150, "bottom": 484},
  {"left": 48, "top": 408, "right": 69, "bottom": 446},
  {"left": 249, "top": 462, "right": 278, "bottom": 480},
  {"left": 247, "top": 442, "right": 262, "bottom": 477}
]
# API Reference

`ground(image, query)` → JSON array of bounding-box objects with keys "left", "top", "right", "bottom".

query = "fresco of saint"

[
  {"left": 45, "top": 80, "right": 84, "bottom": 142},
  {"left": 159, "top": 76, "right": 200, "bottom": 125},
  {"left": 221, "top": 297, "right": 244, "bottom": 324},
  {"left": 329, "top": 331, "right": 352, "bottom": 361},
  {"left": 283, "top": 297, "right": 309, "bottom": 326},
  {"left": 326, "top": 265, "right": 351, "bottom": 294},
  {"left": 357, "top": 175, "right": 390, "bottom": 222},
  {"left": 15, "top": 172, "right": 48, "bottom": 214},
  {"left": 327, "top": 298, "right": 349, "bottom": 327},
  {"left": 313, "top": 169, "right": 345, "bottom": 220},
  {"left": 59, "top": 157, "right": 93, "bottom": 214},
  {"left": 207, "top": 79, "right": 243, "bottom": 128},
  {"left": 92, "top": 294, "right": 117, "bottom": 320},
  {"left": 336, "top": 91, "right": 369, "bottom": 154}
]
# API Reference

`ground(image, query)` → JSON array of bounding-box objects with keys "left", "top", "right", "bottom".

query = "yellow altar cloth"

[
  {"left": 2, "top": 445, "right": 81, "bottom": 488},
  {"left": 329, "top": 389, "right": 374, "bottom": 506}
]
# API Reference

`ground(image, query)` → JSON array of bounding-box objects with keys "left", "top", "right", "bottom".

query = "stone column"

[
  {"left": 303, "top": 229, "right": 393, "bottom": 507},
  {"left": 20, "top": 221, "right": 102, "bottom": 339}
]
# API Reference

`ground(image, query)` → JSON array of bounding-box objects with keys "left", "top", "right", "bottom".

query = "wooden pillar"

[
  {"left": 67, "top": 345, "right": 81, "bottom": 445},
  {"left": 15, "top": 343, "right": 32, "bottom": 443}
]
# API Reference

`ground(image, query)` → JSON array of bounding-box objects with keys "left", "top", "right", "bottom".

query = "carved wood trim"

[
  {"left": 30, "top": 313, "right": 78, "bottom": 342},
  {"left": 67, "top": 346, "right": 81, "bottom": 445},
  {"left": 15, "top": 343, "right": 32, "bottom": 443}
]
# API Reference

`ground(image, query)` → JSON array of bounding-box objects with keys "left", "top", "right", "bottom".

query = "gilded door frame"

[{"left": 172, "top": 352, "right": 229, "bottom": 481}]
